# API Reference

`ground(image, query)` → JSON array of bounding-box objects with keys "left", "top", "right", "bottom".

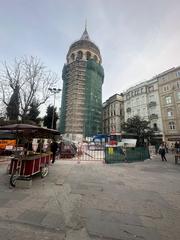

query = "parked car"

[{"left": 59, "top": 142, "right": 77, "bottom": 158}]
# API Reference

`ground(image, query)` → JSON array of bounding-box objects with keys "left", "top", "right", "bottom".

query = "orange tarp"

[{"left": 0, "top": 140, "right": 16, "bottom": 150}]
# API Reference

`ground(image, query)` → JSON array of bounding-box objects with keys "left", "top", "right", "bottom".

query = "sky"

[{"left": 1, "top": 0, "right": 180, "bottom": 115}]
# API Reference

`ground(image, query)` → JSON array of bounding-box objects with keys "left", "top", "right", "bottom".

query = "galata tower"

[{"left": 59, "top": 27, "right": 104, "bottom": 140}]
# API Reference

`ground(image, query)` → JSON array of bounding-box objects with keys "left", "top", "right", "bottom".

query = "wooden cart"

[{"left": 0, "top": 124, "right": 60, "bottom": 187}]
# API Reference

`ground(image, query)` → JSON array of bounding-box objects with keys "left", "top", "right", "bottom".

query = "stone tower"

[{"left": 60, "top": 27, "right": 104, "bottom": 140}]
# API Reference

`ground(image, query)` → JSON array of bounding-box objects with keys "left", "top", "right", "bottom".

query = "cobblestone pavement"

[{"left": 0, "top": 153, "right": 180, "bottom": 240}]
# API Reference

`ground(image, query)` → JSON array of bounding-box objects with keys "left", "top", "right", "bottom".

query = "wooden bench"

[{"left": 175, "top": 154, "right": 180, "bottom": 164}]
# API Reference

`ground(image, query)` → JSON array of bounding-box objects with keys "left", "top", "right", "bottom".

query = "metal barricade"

[{"left": 104, "top": 146, "right": 125, "bottom": 164}]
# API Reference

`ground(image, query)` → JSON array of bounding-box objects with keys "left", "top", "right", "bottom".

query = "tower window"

[
  {"left": 77, "top": 51, "right": 83, "bottom": 60},
  {"left": 71, "top": 53, "right": 75, "bottom": 61},
  {"left": 93, "top": 55, "right": 98, "bottom": 62},
  {"left": 86, "top": 51, "right": 91, "bottom": 60}
]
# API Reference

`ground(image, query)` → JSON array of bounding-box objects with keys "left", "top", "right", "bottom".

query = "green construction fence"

[{"left": 105, "top": 146, "right": 150, "bottom": 164}]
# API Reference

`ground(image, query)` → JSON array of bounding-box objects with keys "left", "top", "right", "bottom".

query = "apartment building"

[
  {"left": 123, "top": 78, "right": 163, "bottom": 139},
  {"left": 157, "top": 67, "right": 180, "bottom": 143},
  {"left": 102, "top": 94, "right": 124, "bottom": 134}
]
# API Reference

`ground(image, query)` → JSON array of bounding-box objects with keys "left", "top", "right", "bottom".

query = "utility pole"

[{"left": 48, "top": 88, "right": 61, "bottom": 129}]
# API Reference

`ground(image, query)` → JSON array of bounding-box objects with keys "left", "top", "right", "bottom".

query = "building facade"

[
  {"left": 59, "top": 28, "right": 104, "bottom": 140},
  {"left": 157, "top": 67, "right": 180, "bottom": 143},
  {"left": 124, "top": 82, "right": 149, "bottom": 121},
  {"left": 124, "top": 78, "right": 163, "bottom": 139},
  {"left": 102, "top": 66, "right": 180, "bottom": 145},
  {"left": 102, "top": 94, "right": 124, "bottom": 134}
]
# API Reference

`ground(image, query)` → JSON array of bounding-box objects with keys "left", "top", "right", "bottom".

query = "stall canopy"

[{"left": 0, "top": 124, "right": 60, "bottom": 139}]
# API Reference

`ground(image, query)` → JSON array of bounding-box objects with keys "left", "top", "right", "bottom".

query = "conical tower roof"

[
  {"left": 80, "top": 27, "right": 90, "bottom": 41},
  {"left": 67, "top": 25, "right": 102, "bottom": 63}
]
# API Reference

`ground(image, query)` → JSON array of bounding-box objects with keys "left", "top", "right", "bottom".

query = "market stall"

[{"left": 0, "top": 124, "right": 60, "bottom": 187}]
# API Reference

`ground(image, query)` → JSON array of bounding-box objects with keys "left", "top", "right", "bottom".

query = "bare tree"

[{"left": 1, "top": 56, "right": 58, "bottom": 121}]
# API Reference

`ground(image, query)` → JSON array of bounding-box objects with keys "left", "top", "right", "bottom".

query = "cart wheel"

[
  {"left": 40, "top": 164, "right": 49, "bottom": 178},
  {"left": 10, "top": 170, "right": 19, "bottom": 187}
]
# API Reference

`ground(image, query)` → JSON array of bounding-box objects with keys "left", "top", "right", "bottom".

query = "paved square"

[{"left": 0, "top": 154, "right": 180, "bottom": 239}]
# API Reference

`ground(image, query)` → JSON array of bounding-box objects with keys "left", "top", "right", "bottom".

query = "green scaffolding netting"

[
  {"left": 59, "top": 64, "right": 68, "bottom": 133},
  {"left": 59, "top": 60, "right": 104, "bottom": 137},
  {"left": 84, "top": 59, "right": 104, "bottom": 137}
]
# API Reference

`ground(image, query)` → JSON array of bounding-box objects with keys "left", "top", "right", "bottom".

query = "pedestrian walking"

[
  {"left": 158, "top": 143, "right": 167, "bottom": 161},
  {"left": 171, "top": 143, "right": 174, "bottom": 154},
  {"left": 155, "top": 143, "right": 159, "bottom": 154},
  {"left": 175, "top": 141, "right": 180, "bottom": 153},
  {"left": 50, "top": 139, "right": 58, "bottom": 163},
  {"left": 164, "top": 142, "right": 168, "bottom": 153},
  {"left": 58, "top": 141, "right": 65, "bottom": 158}
]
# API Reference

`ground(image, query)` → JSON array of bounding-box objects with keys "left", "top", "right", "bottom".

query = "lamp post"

[{"left": 48, "top": 88, "right": 61, "bottom": 129}]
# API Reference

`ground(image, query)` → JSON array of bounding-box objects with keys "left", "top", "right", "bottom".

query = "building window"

[
  {"left": 169, "top": 121, "right": 175, "bottom": 130},
  {"left": 176, "top": 71, "right": 180, "bottom": 77},
  {"left": 136, "top": 98, "right": 139, "bottom": 105},
  {"left": 177, "top": 81, "right": 180, "bottom": 89},
  {"left": 153, "top": 123, "right": 158, "bottom": 131},
  {"left": 149, "top": 95, "right": 154, "bottom": 101},
  {"left": 167, "top": 110, "right": 173, "bottom": 117},
  {"left": 148, "top": 86, "right": 154, "bottom": 92},
  {"left": 161, "top": 76, "right": 167, "bottom": 81},
  {"left": 163, "top": 85, "right": 169, "bottom": 92},
  {"left": 149, "top": 107, "right": 155, "bottom": 114},
  {"left": 177, "top": 92, "right": 180, "bottom": 100},
  {"left": 165, "top": 96, "right": 172, "bottom": 104}
]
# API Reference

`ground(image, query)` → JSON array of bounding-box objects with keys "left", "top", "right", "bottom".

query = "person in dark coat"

[
  {"left": 50, "top": 140, "right": 58, "bottom": 163},
  {"left": 24, "top": 139, "right": 33, "bottom": 156},
  {"left": 175, "top": 141, "right": 180, "bottom": 153},
  {"left": 158, "top": 143, "right": 167, "bottom": 161},
  {"left": 37, "top": 139, "right": 44, "bottom": 153}
]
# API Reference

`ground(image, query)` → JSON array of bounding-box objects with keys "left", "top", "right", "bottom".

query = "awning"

[{"left": 0, "top": 124, "right": 60, "bottom": 138}]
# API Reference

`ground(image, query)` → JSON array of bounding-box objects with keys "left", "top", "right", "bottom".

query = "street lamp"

[{"left": 48, "top": 88, "right": 61, "bottom": 129}]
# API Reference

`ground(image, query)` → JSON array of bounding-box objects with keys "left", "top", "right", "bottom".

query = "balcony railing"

[
  {"left": 126, "top": 107, "right": 131, "bottom": 113},
  {"left": 149, "top": 114, "right": 158, "bottom": 120},
  {"left": 148, "top": 101, "right": 157, "bottom": 108}
]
